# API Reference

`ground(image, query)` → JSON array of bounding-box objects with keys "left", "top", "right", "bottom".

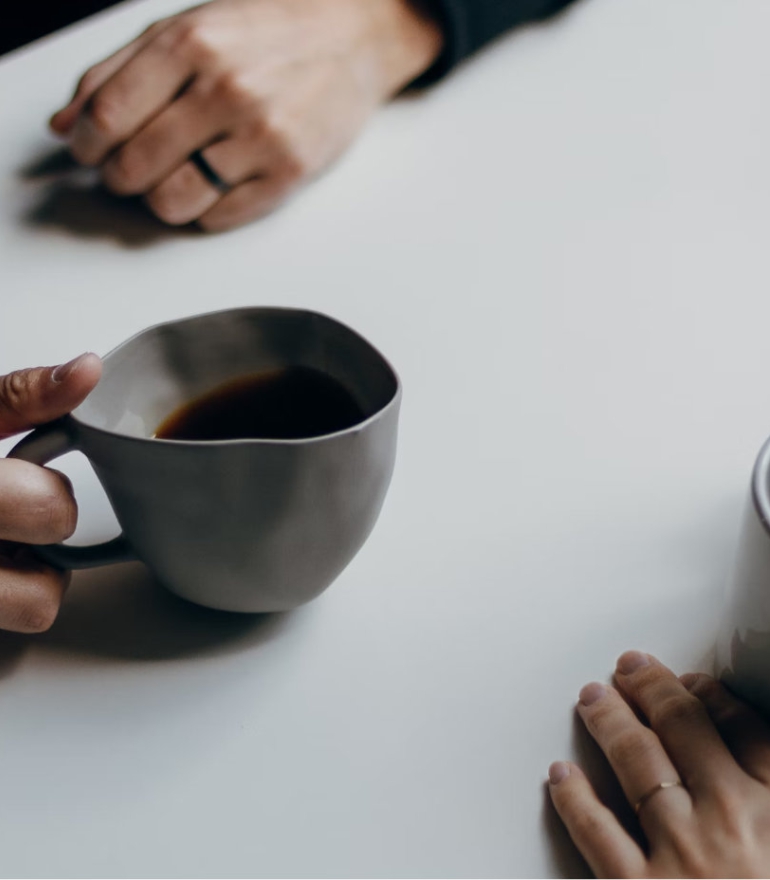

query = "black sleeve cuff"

[{"left": 411, "top": 0, "right": 577, "bottom": 87}]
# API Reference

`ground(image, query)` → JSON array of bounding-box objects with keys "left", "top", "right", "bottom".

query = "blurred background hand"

[{"left": 49, "top": 0, "right": 443, "bottom": 231}]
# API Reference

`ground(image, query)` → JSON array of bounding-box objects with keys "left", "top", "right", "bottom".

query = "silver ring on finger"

[{"left": 190, "top": 149, "right": 231, "bottom": 194}]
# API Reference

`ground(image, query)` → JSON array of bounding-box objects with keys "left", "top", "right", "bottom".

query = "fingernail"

[
  {"left": 52, "top": 352, "right": 92, "bottom": 383},
  {"left": 578, "top": 682, "right": 607, "bottom": 706},
  {"left": 679, "top": 672, "right": 699, "bottom": 691},
  {"left": 616, "top": 651, "right": 651, "bottom": 675},
  {"left": 548, "top": 761, "right": 570, "bottom": 785}
]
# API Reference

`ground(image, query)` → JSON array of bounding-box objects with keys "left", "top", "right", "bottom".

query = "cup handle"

[{"left": 7, "top": 418, "right": 135, "bottom": 569}]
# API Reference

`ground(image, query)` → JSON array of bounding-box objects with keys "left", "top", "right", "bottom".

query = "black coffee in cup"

[{"left": 154, "top": 366, "right": 364, "bottom": 441}]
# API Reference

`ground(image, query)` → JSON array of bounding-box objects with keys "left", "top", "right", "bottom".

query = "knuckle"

[
  {"left": 687, "top": 673, "right": 718, "bottom": 699},
  {"left": 262, "top": 116, "right": 291, "bottom": 152},
  {"left": 606, "top": 728, "right": 657, "bottom": 769},
  {"left": 145, "top": 171, "right": 196, "bottom": 225},
  {"left": 196, "top": 213, "right": 224, "bottom": 233},
  {"left": 212, "top": 70, "right": 261, "bottom": 113},
  {"left": 710, "top": 782, "right": 753, "bottom": 826},
  {"left": 142, "top": 19, "right": 168, "bottom": 38},
  {"left": 103, "top": 147, "right": 146, "bottom": 194},
  {"left": 710, "top": 698, "right": 749, "bottom": 728},
  {"left": 0, "top": 370, "right": 31, "bottom": 416},
  {"left": 582, "top": 696, "right": 616, "bottom": 730},
  {"left": 76, "top": 67, "right": 101, "bottom": 97},
  {"left": 168, "top": 16, "right": 217, "bottom": 60},
  {"left": 687, "top": 676, "right": 757, "bottom": 728},
  {"left": 196, "top": 216, "right": 216, "bottom": 232},
  {"left": 146, "top": 191, "right": 186, "bottom": 226},
  {"left": 651, "top": 693, "right": 705, "bottom": 734},
  {"left": 278, "top": 150, "right": 309, "bottom": 185},
  {"left": 87, "top": 91, "right": 121, "bottom": 137},
  {"left": 145, "top": 189, "right": 173, "bottom": 224},
  {"left": 667, "top": 834, "right": 709, "bottom": 877},
  {"left": 569, "top": 806, "right": 607, "bottom": 842}
]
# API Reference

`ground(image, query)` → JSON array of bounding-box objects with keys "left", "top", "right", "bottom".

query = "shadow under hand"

[
  {"left": 570, "top": 710, "right": 639, "bottom": 842},
  {"left": 0, "top": 632, "right": 33, "bottom": 681},
  {"left": 39, "top": 562, "right": 293, "bottom": 662},
  {"left": 542, "top": 710, "right": 644, "bottom": 879},
  {"left": 541, "top": 717, "right": 593, "bottom": 880},
  {"left": 21, "top": 146, "right": 198, "bottom": 248}
]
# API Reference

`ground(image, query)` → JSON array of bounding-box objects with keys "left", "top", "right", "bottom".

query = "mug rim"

[
  {"left": 752, "top": 434, "right": 770, "bottom": 531},
  {"left": 70, "top": 306, "right": 402, "bottom": 447}
]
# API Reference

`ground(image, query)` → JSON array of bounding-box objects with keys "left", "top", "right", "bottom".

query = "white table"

[{"left": 1, "top": 0, "right": 769, "bottom": 876}]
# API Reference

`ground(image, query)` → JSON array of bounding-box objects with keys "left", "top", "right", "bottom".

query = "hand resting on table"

[
  {"left": 550, "top": 651, "right": 770, "bottom": 878},
  {"left": 49, "top": 0, "right": 443, "bottom": 231}
]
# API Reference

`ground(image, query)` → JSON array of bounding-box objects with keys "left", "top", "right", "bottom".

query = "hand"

[
  {"left": 48, "top": 0, "right": 443, "bottom": 231},
  {"left": 549, "top": 651, "right": 770, "bottom": 878},
  {"left": 0, "top": 354, "right": 102, "bottom": 633}
]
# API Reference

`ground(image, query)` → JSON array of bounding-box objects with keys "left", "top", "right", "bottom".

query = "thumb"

[{"left": 0, "top": 353, "right": 102, "bottom": 440}]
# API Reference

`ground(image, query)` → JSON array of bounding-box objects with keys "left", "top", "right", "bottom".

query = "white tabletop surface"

[{"left": 1, "top": 0, "right": 770, "bottom": 876}]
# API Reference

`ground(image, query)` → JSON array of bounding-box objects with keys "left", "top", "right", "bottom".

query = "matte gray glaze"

[
  {"left": 9, "top": 308, "right": 401, "bottom": 613},
  {"left": 717, "top": 436, "right": 770, "bottom": 715}
]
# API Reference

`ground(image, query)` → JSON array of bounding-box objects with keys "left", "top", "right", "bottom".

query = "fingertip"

[
  {"left": 578, "top": 681, "right": 609, "bottom": 707},
  {"left": 615, "top": 650, "right": 652, "bottom": 675},
  {"left": 49, "top": 104, "right": 79, "bottom": 135},
  {"left": 51, "top": 352, "right": 102, "bottom": 388},
  {"left": 548, "top": 761, "right": 571, "bottom": 786},
  {"left": 51, "top": 353, "right": 102, "bottom": 413},
  {"left": 49, "top": 111, "right": 67, "bottom": 134}
]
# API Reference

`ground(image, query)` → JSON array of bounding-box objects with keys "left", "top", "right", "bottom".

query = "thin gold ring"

[{"left": 634, "top": 780, "right": 684, "bottom": 815}]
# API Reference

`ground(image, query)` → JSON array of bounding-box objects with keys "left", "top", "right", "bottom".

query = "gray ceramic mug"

[
  {"left": 8, "top": 307, "right": 401, "bottom": 613},
  {"left": 716, "top": 436, "right": 770, "bottom": 713}
]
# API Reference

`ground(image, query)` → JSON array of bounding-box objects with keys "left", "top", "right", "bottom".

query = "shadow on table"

[
  {"left": 0, "top": 632, "right": 34, "bottom": 681},
  {"left": 542, "top": 710, "right": 644, "bottom": 879},
  {"left": 19, "top": 147, "right": 198, "bottom": 248},
  {"left": 34, "top": 561, "right": 295, "bottom": 662},
  {"left": 540, "top": 712, "right": 593, "bottom": 879}
]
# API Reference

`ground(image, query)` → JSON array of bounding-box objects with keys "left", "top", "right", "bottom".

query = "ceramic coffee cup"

[
  {"left": 8, "top": 307, "right": 401, "bottom": 613},
  {"left": 717, "top": 436, "right": 770, "bottom": 713}
]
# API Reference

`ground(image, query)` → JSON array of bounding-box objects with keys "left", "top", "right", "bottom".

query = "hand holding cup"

[{"left": 0, "top": 354, "right": 101, "bottom": 632}]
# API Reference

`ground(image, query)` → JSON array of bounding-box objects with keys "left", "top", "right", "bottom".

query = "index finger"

[
  {"left": 67, "top": 21, "right": 199, "bottom": 167},
  {"left": 50, "top": 20, "right": 170, "bottom": 135}
]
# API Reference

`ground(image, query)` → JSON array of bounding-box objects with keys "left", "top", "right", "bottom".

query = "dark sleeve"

[{"left": 414, "top": 0, "right": 577, "bottom": 84}]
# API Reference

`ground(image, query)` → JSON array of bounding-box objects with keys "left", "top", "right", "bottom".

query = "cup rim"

[
  {"left": 70, "top": 306, "right": 402, "bottom": 446},
  {"left": 751, "top": 435, "right": 770, "bottom": 530}
]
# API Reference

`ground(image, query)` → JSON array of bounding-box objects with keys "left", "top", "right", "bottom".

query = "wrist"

[{"left": 366, "top": 0, "right": 444, "bottom": 96}]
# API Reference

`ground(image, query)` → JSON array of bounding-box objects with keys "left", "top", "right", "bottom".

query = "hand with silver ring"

[
  {"left": 549, "top": 651, "right": 770, "bottom": 877},
  {"left": 48, "top": 0, "right": 443, "bottom": 232}
]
